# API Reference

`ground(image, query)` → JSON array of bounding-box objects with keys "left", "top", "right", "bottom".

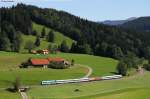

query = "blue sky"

[{"left": 0, "top": 0, "right": 150, "bottom": 21}]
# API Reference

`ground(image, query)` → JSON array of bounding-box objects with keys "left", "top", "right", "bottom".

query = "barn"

[{"left": 30, "top": 59, "right": 49, "bottom": 68}]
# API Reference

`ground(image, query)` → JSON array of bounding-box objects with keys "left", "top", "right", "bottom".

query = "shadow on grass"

[
  {"left": 6, "top": 88, "right": 16, "bottom": 93},
  {"left": 110, "top": 72, "right": 118, "bottom": 75}
]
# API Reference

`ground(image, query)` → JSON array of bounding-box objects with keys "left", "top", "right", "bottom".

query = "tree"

[
  {"left": 47, "top": 44, "right": 52, "bottom": 52},
  {"left": 143, "top": 64, "right": 150, "bottom": 71},
  {"left": 47, "top": 44, "right": 58, "bottom": 54},
  {"left": 13, "top": 77, "right": 21, "bottom": 92},
  {"left": 83, "top": 43, "right": 92, "bottom": 54},
  {"left": 100, "top": 42, "right": 108, "bottom": 56},
  {"left": 144, "top": 47, "right": 150, "bottom": 59},
  {"left": 34, "top": 36, "right": 40, "bottom": 47},
  {"left": 47, "top": 30, "right": 54, "bottom": 42},
  {"left": 52, "top": 45, "right": 58, "bottom": 54},
  {"left": 11, "top": 31, "right": 23, "bottom": 52},
  {"left": 70, "top": 42, "right": 77, "bottom": 53},
  {"left": 32, "top": 30, "right": 37, "bottom": 36},
  {"left": 117, "top": 61, "right": 128, "bottom": 76},
  {"left": 24, "top": 40, "right": 34, "bottom": 53},
  {"left": 113, "top": 46, "right": 124, "bottom": 59},
  {"left": 122, "top": 52, "right": 143, "bottom": 69},
  {"left": 71, "top": 59, "right": 75, "bottom": 66},
  {"left": 41, "top": 27, "right": 46, "bottom": 38},
  {"left": 60, "top": 40, "right": 69, "bottom": 52},
  {"left": 0, "top": 34, "right": 11, "bottom": 51}
]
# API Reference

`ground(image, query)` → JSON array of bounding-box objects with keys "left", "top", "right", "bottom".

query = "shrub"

[
  {"left": 143, "top": 64, "right": 150, "bottom": 71},
  {"left": 71, "top": 59, "right": 75, "bottom": 66},
  {"left": 49, "top": 62, "right": 70, "bottom": 69},
  {"left": 116, "top": 61, "right": 128, "bottom": 76}
]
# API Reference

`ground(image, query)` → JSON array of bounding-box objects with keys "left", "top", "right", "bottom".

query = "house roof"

[
  {"left": 31, "top": 59, "right": 49, "bottom": 65},
  {"left": 47, "top": 57, "right": 64, "bottom": 62}
]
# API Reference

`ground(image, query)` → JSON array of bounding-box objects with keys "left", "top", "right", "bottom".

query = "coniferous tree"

[
  {"left": 70, "top": 42, "right": 77, "bottom": 53},
  {"left": 60, "top": 40, "right": 69, "bottom": 52},
  {"left": 24, "top": 40, "right": 34, "bottom": 53},
  {"left": 32, "top": 30, "right": 38, "bottom": 36},
  {"left": 113, "top": 46, "right": 124, "bottom": 59},
  {"left": 34, "top": 36, "right": 40, "bottom": 47},
  {"left": 47, "top": 30, "right": 54, "bottom": 42},
  {"left": 0, "top": 33, "right": 11, "bottom": 51},
  {"left": 41, "top": 27, "right": 46, "bottom": 38},
  {"left": 11, "top": 31, "right": 23, "bottom": 52}
]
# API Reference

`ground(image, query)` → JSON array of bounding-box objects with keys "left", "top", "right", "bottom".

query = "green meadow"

[
  {"left": 32, "top": 22, "right": 75, "bottom": 47},
  {"left": 0, "top": 90, "right": 21, "bottom": 99},
  {"left": 0, "top": 51, "right": 117, "bottom": 88},
  {"left": 28, "top": 72, "right": 150, "bottom": 99},
  {"left": 1, "top": 51, "right": 150, "bottom": 99}
]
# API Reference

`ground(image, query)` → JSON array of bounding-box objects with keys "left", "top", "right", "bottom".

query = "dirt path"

[
  {"left": 20, "top": 92, "right": 28, "bottom": 99},
  {"left": 77, "top": 64, "right": 93, "bottom": 78}
]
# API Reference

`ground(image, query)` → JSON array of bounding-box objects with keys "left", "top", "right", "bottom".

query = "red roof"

[
  {"left": 47, "top": 57, "right": 64, "bottom": 62},
  {"left": 31, "top": 59, "right": 49, "bottom": 65}
]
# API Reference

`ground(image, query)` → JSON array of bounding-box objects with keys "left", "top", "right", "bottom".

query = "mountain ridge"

[{"left": 100, "top": 17, "right": 137, "bottom": 26}]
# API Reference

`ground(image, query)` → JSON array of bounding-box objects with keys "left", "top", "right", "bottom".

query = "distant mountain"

[
  {"left": 101, "top": 17, "right": 137, "bottom": 26},
  {"left": 121, "top": 16, "right": 150, "bottom": 32}
]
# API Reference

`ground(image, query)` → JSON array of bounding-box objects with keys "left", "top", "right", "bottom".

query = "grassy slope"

[
  {"left": 21, "top": 34, "right": 50, "bottom": 52},
  {"left": 20, "top": 22, "right": 75, "bottom": 52},
  {"left": 32, "top": 22, "right": 75, "bottom": 47},
  {"left": 28, "top": 72, "right": 150, "bottom": 99}
]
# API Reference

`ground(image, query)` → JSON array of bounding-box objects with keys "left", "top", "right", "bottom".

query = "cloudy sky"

[{"left": 0, "top": 0, "right": 150, "bottom": 21}]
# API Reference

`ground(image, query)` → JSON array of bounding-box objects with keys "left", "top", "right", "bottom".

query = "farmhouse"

[
  {"left": 31, "top": 49, "right": 49, "bottom": 55},
  {"left": 37, "top": 49, "right": 49, "bottom": 55},
  {"left": 48, "top": 57, "right": 70, "bottom": 65},
  {"left": 28, "top": 57, "right": 70, "bottom": 68},
  {"left": 48, "top": 57, "right": 64, "bottom": 63},
  {"left": 30, "top": 58, "right": 49, "bottom": 68}
]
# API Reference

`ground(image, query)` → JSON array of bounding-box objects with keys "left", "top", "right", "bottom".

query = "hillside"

[
  {"left": 1, "top": 4, "right": 150, "bottom": 59},
  {"left": 32, "top": 22, "right": 75, "bottom": 47},
  {"left": 121, "top": 16, "right": 150, "bottom": 32},
  {"left": 20, "top": 22, "right": 75, "bottom": 52}
]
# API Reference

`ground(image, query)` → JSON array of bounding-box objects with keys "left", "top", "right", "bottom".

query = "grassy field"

[
  {"left": 0, "top": 66, "right": 87, "bottom": 88},
  {"left": 0, "top": 51, "right": 149, "bottom": 99},
  {"left": 28, "top": 72, "right": 150, "bottom": 99},
  {"left": 0, "top": 51, "right": 118, "bottom": 98},
  {"left": 0, "top": 90, "right": 21, "bottom": 99},
  {"left": 0, "top": 51, "right": 118, "bottom": 76},
  {"left": 32, "top": 22, "right": 75, "bottom": 47},
  {"left": 0, "top": 51, "right": 117, "bottom": 86}
]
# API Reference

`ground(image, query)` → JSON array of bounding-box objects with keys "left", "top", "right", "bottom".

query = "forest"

[{"left": 1, "top": 3, "right": 150, "bottom": 59}]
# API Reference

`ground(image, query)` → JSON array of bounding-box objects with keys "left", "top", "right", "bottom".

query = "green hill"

[
  {"left": 20, "top": 22, "right": 75, "bottom": 52},
  {"left": 32, "top": 22, "right": 75, "bottom": 47}
]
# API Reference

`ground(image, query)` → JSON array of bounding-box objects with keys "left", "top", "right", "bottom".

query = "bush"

[
  {"left": 116, "top": 61, "right": 128, "bottom": 76},
  {"left": 49, "top": 62, "right": 70, "bottom": 69},
  {"left": 143, "top": 64, "right": 150, "bottom": 71}
]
